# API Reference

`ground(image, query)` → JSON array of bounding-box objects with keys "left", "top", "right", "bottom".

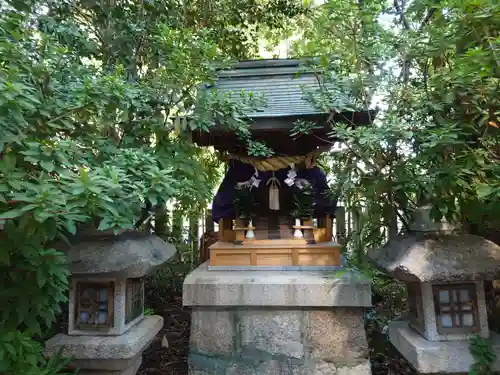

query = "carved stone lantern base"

[{"left": 45, "top": 315, "right": 162, "bottom": 375}]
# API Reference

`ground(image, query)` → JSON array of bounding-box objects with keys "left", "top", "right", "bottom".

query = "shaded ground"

[
  {"left": 367, "top": 290, "right": 417, "bottom": 375},
  {"left": 138, "top": 293, "right": 190, "bottom": 375},
  {"left": 369, "top": 328, "right": 416, "bottom": 375}
]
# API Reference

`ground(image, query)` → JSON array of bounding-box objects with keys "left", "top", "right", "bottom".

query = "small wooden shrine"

[{"left": 193, "top": 58, "right": 375, "bottom": 270}]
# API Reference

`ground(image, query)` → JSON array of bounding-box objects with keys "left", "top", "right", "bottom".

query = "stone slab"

[
  {"left": 291, "top": 361, "right": 371, "bottom": 375},
  {"left": 389, "top": 321, "right": 500, "bottom": 373},
  {"left": 255, "top": 359, "right": 300, "bottom": 375},
  {"left": 292, "top": 362, "right": 337, "bottom": 375},
  {"left": 183, "top": 262, "right": 371, "bottom": 307},
  {"left": 305, "top": 309, "right": 368, "bottom": 365},
  {"left": 70, "top": 355, "right": 141, "bottom": 371},
  {"left": 226, "top": 363, "right": 255, "bottom": 375},
  {"left": 190, "top": 310, "right": 235, "bottom": 356},
  {"left": 240, "top": 310, "right": 304, "bottom": 359},
  {"left": 77, "top": 355, "right": 141, "bottom": 375},
  {"left": 336, "top": 361, "right": 372, "bottom": 375},
  {"left": 45, "top": 315, "right": 162, "bottom": 361}
]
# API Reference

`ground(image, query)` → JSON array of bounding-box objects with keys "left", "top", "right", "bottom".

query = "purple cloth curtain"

[{"left": 211, "top": 160, "right": 337, "bottom": 223}]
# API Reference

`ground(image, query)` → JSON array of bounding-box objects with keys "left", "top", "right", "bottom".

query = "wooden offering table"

[
  {"left": 209, "top": 240, "right": 341, "bottom": 269},
  {"left": 208, "top": 217, "right": 342, "bottom": 270}
]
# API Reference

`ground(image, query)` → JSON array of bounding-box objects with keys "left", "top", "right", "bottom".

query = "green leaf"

[
  {"left": 19, "top": 204, "right": 38, "bottom": 213},
  {"left": 0, "top": 359, "right": 8, "bottom": 372},
  {"left": 54, "top": 291, "right": 67, "bottom": 303},
  {"left": 26, "top": 354, "right": 38, "bottom": 366},
  {"left": 0, "top": 208, "right": 24, "bottom": 219},
  {"left": 17, "top": 298, "right": 29, "bottom": 324},
  {"left": 4, "top": 343, "right": 16, "bottom": 356},
  {"left": 65, "top": 219, "right": 76, "bottom": 235},
  {"left": 98, "top": 218, "right": 112, "bottom": 231},
  {"left": 36, "top": 268, "right": 46, "bottom": 288},
  {"left": 0, "top": 249, "right": 10, "bottom": 265},
  {"left": 40, "top": 160, "right": 55, "bottom": 172},
  {"left": 477, "top": 184, "right": 495, "bottom": 199},
  {"left": 2, "top": 332, "right": 15, "bottom": 342},
  {"left": 26, "top": 315, "right": 41, "bottom": 335}
]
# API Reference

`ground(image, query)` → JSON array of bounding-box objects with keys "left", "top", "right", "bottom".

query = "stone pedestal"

[
  {"left": 45, "top": 312, "right": 162, "bottom": 375},
  {"left": 389, "top": 321, "right": 500, "bottom": 374},
  {"left": 183, "top": 262, "right": 372, "bottom": 375}
]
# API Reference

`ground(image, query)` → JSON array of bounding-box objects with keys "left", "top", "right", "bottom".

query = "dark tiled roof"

[{"left": 206, "top": 58, "right": 351, "bottom": 118}]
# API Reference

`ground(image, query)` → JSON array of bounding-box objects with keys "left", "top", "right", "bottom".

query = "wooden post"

[
  {"left": 303, "top": 218, "right": 314, "bottom": 243},
  {"left": 172, "top": 209, "right": 183, "bottom": 239},
  {"left": 154, "top": 204, "right": 169, "bottom": 237},
  {"left": 312, "top": 216, "right": 330, "bottom": 243},
  {"left": 325, "top": 216, "right": 333, "bottom": 242},
  {"left": 347, "top": 210, "right": 351, "bottom": 238},
  {"left": 335, "top": 206, "right": 346, "bottom": 245},
  {"left": 219, "top": 218, "right": 236, "bottom": 242},
  {"left": 205, "top": 209, "right": 214, "bottom": 233},
  {"left": 189, "top": 216, "right": 198, "bottom": 266},
  {"left": 352, "top": 206, "right": 360, "bottom": 235}
]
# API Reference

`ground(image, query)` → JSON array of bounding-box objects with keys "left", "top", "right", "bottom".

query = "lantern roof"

[
  {"left": 368, "top": 233, "right": 500, "bottom": 283},
  {"left": 368, "top": 207, "right": 500, "bottom": 283},
  {"left": 62, "top": 232, "right": 177, "bottom": 278}
]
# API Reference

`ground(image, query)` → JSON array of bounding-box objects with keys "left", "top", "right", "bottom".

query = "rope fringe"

[{"left": 224, "top": 149, "right": 325, "bottom": 171}]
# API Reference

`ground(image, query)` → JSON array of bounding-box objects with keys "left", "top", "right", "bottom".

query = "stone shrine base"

[
  {"left": 183, "top": 262, "right": 373, "bottom": 375},
  {"left": 389, "top": 321, "right": 500, "bottom": 374},
  {"left": 44, "top": 316, "right": 163, "bottom": 375}
]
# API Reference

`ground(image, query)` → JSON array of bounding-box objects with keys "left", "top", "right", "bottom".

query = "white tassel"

[{"left": 267, "top": 173, "right": 280, "bottom": 211}]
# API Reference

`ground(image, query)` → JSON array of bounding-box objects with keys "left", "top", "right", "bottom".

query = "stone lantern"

[
  {"left": 369, "top": 206, "right": 500, "bottom": 374},
  {"left": 44, "top": 232, "right": 176, "bottom": 375}
]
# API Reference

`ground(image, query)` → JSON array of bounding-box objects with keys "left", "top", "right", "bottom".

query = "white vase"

[
  {"left": 245, "top": 219, "right": 255, "bottom": 239},
  {"left": 293, "top": 218, "right": 303, "bottom": 238}
]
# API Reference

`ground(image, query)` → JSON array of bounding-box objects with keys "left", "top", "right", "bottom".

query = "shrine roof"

[
  {"left": 204, "top": 58, "right": 349, "bottom": 118},
  {"left": 192, "top": 58, "right": 376, "bottom": 154}
]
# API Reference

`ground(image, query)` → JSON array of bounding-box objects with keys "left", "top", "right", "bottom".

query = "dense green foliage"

[
  {"left": 233, "top": 185, "right": 259, "bottom": 220},
  {"left": 0, "top": 0, "right": 498, "bottom": 372},
  {"left": 282, "top": 0, "right": 500, "bottom": 254},
  {"left": 291, "top": 182, "right": 314, "bottom": 219},
  {"left": 0, "top": 0, "right": 304, "bottom": 373},
  {"left": 282, "top": 1, "right": 499, "bottom": 369}
]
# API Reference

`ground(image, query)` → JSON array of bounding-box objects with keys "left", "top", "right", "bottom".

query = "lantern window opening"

[
  {"left": 432, "top": 283, "right": 480, "bottom": 334},
  {"left": 407, "top": 282, "right": 424, "bottom": 330},
  {"left": 125, "top": 277, "right": 144, "bottom": 324},
  {"left": 75, "top": 281, "right": 114, "bottom": 330}
]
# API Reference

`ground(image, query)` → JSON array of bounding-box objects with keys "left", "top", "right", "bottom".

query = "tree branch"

[
  {"left": 419, "top": 8, "right": 437, "bottom": 31},
  {"left": 393, "top": 0, "right": 410, "bottom": 30}
]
